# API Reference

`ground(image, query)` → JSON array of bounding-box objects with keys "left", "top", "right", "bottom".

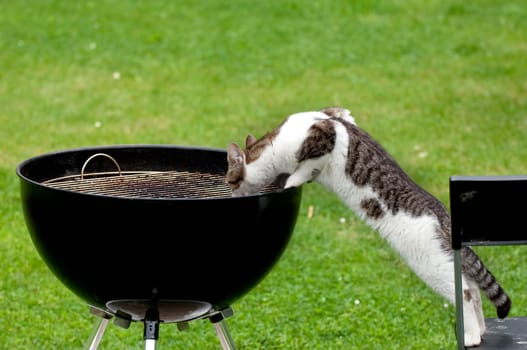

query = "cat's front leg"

[{"left": 284, "top": 157, "right": 327, "bottom": 188}]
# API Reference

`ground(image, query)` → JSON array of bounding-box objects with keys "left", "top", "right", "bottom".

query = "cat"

[{"left": 225, "top": 107, "right": 511, "bottom": 347}]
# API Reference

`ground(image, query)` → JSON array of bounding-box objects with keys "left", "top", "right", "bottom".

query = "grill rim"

[{"left": 16, "top": 144, "right": 290, "bottom": 201}]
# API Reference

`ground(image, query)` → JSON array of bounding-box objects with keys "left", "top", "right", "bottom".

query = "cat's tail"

[{"left": 461, "top": 247, "right": 512, "bottom": 318}]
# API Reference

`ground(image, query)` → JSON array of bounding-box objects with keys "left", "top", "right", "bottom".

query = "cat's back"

[
  {"left": 269, "top": 112, "right": 332, "bottom": 152},
  {"left": 280, "top": 111, "right": 329, "bottom": 135}
]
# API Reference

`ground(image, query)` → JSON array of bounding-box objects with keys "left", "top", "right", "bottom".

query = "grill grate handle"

[{"left": 81, "top": 153, "right": 122, "bottom": 180}]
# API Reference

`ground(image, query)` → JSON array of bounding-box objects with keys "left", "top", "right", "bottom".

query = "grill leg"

[
  {"left": 86, "top": 306, "right": 113, "bottom": 350},
  {"left": 143, "top": 308, "right": 160, "bottom": 350},
  {"left": 144, "top": 339, "right": 156, "bottom": 350},
  {"left": 209, "top": 307, "right": 237, "bottom": 350}
]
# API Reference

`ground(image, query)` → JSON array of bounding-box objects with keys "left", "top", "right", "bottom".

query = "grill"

[{"left": 16, "top": 144, "right": 302, "bottom": 350}]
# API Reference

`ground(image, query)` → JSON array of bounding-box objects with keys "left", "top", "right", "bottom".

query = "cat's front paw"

[{"left": 464, "top": 333, "right": 482, "bottom": 347}]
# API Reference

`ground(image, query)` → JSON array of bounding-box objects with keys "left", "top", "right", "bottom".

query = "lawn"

[{"left": 1, "top": 1, "right": 526, "bottom": 349}]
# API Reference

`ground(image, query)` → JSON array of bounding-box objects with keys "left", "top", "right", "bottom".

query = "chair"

[{"left": 450, "top": 175, "right": 527, "bottom": 349}]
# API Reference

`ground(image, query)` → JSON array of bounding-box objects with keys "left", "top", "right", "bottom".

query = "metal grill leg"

[
  {"left": 143, "top": 309, "right": 160, "bottom": 350},
  {"left": 86, "top": 306, "right": 113, "bottom": 350},
  {"left": 144, "top": 339, "right": 156, "bottom": 350},
  {"left": 209, "top": 307, "right": 237, "bottom": 350}
]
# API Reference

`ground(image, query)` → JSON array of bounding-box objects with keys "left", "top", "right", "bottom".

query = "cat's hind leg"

[
  {"left": 467, "top": 279, "right": 486, "bottom": 336},
  {"left": 431, "top": 270, "right": 483, "bottom": 346},
  {"left": 398, "top": 241, "right": 483, "bottom": 347},
  {"left": 461, "top": 283, "right": 484, "bottom": 347}
]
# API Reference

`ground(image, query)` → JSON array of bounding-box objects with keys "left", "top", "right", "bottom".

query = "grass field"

[{"left": 1, "top": 1, "right": 526, "bottom": 349}]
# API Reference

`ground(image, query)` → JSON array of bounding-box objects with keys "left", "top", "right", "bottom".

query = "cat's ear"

[
  {"left": 245, "top": 134, "right": 257, "bottom": 148},
  {"left": 227, "top": 143, "right": 244, "bottom": 165},
  {"left": 226, "top": 143, "right": 245, "bottom": 187}
]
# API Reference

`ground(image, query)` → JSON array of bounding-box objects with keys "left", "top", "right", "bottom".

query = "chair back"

[{"left": 450, "top": 175, "right": 527, "bottom": 249}]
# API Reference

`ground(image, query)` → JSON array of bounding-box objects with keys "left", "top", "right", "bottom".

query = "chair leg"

[{"left": 454, "top": 249, "right": 466, "bottom": 350}]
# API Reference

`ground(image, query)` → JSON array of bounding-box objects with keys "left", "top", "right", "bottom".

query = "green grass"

[{"left": 1, "top": 0, "right": 526, "bottom": 349}]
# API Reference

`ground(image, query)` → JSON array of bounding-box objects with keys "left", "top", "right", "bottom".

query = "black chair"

[{"left": 450, "top": 175, "right": 527, "bottom": 349}]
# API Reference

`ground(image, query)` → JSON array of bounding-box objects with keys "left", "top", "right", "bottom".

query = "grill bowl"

[{"left": 16, "top": 145, "right": 302, "bottom": 313}]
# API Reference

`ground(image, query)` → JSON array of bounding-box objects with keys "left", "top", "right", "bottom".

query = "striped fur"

[{"left": 461, "top": 247, "right": 511, "bottom": 318}]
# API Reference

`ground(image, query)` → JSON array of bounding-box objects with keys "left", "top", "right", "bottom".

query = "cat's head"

[{"left": 226, "top": 133, "right": 288, "bottom": 197}]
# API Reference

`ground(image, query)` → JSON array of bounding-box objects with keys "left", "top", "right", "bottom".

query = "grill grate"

[{"left": 43, "top": 170, "right": 276, "bottom": 199}]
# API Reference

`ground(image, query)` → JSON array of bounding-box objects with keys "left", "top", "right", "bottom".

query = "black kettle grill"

[{"left": 16, "top": 144, "right": 302, "bottom": 349}]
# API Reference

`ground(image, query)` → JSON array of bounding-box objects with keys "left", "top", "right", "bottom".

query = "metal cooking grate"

[
  {"left": 44, "top": 171, "right": 237, "bottom": 199},
  {"left": 43, "top": 170, "right": 278, "bottom": 199}
]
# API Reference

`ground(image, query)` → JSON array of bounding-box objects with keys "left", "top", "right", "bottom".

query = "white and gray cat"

[{"left": 225, "top": 107, "right": 511, "bottom": 347}]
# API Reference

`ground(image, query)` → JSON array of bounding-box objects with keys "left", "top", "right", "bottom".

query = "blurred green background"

[{"left": 1, "top": 1, "right": 526, "bottom": 349}]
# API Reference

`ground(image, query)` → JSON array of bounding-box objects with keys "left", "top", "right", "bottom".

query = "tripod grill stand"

[{"left": 86, "top": 302, "right": 237, "bottom": 350}]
